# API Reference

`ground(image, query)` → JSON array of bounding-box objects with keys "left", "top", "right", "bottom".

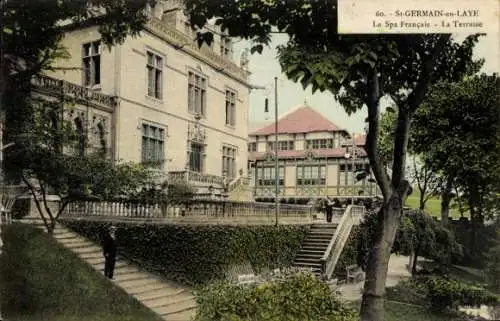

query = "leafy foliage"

[
  {"left": 62, "top": 220, "right": 308, "bottom": 285},
  {"left": 7, "top": 97, "right": 157, "bottom": 234},
  {"left": 418, "top": 276, "right": 498, "bottom": 311},
  {"left": 194, "top": 273, "right": 357, "bottom": 321},
  {"left": 412, "top": 74, "right": 500, "bottom": 220},
  {"left": 351, "top": 209, "right": 461, "bottom": 271}
]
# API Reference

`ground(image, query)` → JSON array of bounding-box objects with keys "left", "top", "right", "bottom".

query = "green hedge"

[
  {"left": 62, "top": 219, "right": 308, "bottom": 285},
  {"left": 194, "top": 272, "right": 357, "bottom": 321},
  {"left": 0, "top": 224, "right": 161, "bottom": 320}
]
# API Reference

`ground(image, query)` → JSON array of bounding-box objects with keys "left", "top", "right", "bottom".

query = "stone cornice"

[{"left": 144, "top": 16, "right": 251, "bottom": 87}]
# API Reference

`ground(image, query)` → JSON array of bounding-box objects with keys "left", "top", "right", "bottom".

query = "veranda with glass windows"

[{"left": 252, "top": 158, "right": 378, "bottom": 199}]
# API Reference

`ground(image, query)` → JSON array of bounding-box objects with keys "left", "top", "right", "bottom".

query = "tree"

[
  {"left": 378, "top": 109, "right": 443, "bottom": 212},
  {"left": 412, "top": 74, "right": 500, "bottom": 226},
  {"left": 10, "top": 96, "right": 155, "bottom": 234},
  {"left": 1, "top": 0, "right": 155, "bottom": 180},
  {"left": 183, "top": 1, "right": 482, "bottom": 319}
]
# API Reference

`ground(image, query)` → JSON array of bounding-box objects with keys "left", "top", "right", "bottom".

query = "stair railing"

[{"left": 320, "top": 205, "right": 365, "bottom": 280}]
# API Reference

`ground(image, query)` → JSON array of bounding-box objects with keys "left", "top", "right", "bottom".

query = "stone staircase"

[
  {"left": 292, "top": 223, "right": 338, "bottom": 277},
  {"left": 27, "top": 221, "right": 197, "bottom": 321}
]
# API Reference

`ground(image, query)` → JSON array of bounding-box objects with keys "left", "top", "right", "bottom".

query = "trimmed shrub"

[
  {"left": 412, "top": 276, "right": 498, "bottom": 311},
  {"left": 62, "top": 220, "right": 308, "bottom": 285},
  {"left": 194, "top": 272, "right": 357, "bottom": 321}
]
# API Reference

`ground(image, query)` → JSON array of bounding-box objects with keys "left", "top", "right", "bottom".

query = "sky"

[{"left": 233, "top": 33, "right": 500, "bottom": 134}]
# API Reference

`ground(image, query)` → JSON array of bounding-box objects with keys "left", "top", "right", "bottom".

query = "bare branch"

[
  {"left": 39, "top": 183, "right": 55, "bottom": 222},
  {"left": 364, "top": 69, "right": 391, "bottom": 199},
  {"left": 55, "top": 199, "right": 70, "bottom": 220},
  {"left": 22, "top": 174, "right": 49, "bottom": 230}
]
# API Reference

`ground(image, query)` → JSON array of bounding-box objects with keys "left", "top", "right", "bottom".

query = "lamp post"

[
  {"left": 254, "top": 77, "right": 279, "bottom": 226},
  {"left": 344, "top": 133, "right": 356, "bottom": 205}
]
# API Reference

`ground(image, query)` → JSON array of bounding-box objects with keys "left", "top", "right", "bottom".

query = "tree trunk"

[
  {"left": 440, "top": 177, "right": 453, "bottom": 225},
  {"left": 47, "top": 220, "right": 56, "bottom": 236},
  {"left": 411, "top": 245, "right": 420, "bottom": 275},
  {"left": 360, "top": 194, "right": 404, "bottom": 321},
  {"left": 419, "top": 192, "right": 425, "bottom": 210}
]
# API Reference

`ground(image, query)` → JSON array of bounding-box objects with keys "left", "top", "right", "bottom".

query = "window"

[
  {"left": 141, "top": 123, "right": 165, "bottom": 169},
  {"left": 82, "top": 41, "right": 101, "bottom": 86},
  {"left": 222, "top": 145, "right": 237, "bottom": 179},
  {"left": 339, "top": 163, "right": 370, "bottom": 185},
  {"left": 256, "top": 167, "right": 284, "bottom": 186},
  {"left": 306, "top": 139, "right": 334, "bottom": 149},
  {"left": 267, "top": 142, "right": 275, "bottom": 151},
  {"left": 225, "top": 90, "right": 236, "bottom": 126},
  {"left": 189, "top": 142, "right": 204, "bottom": 172},
  {"left": 220, "top": 34, "right": 231, "bottom": 57},
  {"left": 278, "top": 141, "right": 294, "bottom": 151},
  {"left": 147, "top": 52, "right": 163, "bottom": 99},
  {"left": 296, "top": 165, "right": 326, "bottom": 185},
  {"left": 248, "top": 142, "right": 257, "bottom": 152},
  {"left": 188, "top": 71, "right": 207, "bottom": 115}
]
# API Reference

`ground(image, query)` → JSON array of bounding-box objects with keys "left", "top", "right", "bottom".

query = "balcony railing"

[
  {"left": 253, "top": 185, "right": 381, "bottom": 198},
  {"left": 168, "top": 170, "right": 225, "bottom": 186},
  {"left": 145, "top": 15, "right": 248, "bottom": 82},
  {"left": 31, "top": 74, "right": 116, "bottom": 109},
  {"left": 62, "top": 198, "right": 315, "bottom": 225}
]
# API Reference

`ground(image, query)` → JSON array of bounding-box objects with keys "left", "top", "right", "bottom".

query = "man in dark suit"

[
  {"left": 325, "top": 198, "right": 334, "bottom": 223},
  {"left": 102, "top": 225, "right": 117, "bottom": 279}
]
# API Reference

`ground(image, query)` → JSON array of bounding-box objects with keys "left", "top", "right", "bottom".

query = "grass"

[
  {"left": 0, "top": 223, "right": 163, "bottom": 321},
  {"left": 385, "top": 301, "right": 460, "bottom": 321},
  {"left": 405, "top": 189, "right": 463, "bottom": 219}
]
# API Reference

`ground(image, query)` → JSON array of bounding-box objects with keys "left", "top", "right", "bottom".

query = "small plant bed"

[
  {"left": 61, "top": 219, "right": 308, "bottom": 285},
  {"left": 0, "top": 224, "right": 162, "bottom": 321},
  {"left": 384, "top": 275, "right": 499, "bottom": 320},
  {"left": 194, "top": 272, "right": 357, "bottom": 321}
]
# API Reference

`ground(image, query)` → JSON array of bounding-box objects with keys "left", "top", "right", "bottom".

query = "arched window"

[{"left": 74, "top": 117, "right": 85, "bottom": 157}]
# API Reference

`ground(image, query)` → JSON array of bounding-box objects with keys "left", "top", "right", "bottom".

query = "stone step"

[
  {"left": 58, "top": 239, "right": 95, "bottom": 248},
  {"left": 135, "top": 287, "right": 187, "bottom": 302},
  {"left": 293, "top": 261, "right": 322, "bottom": 268},
  {"left": 125, "top": 281, "right": 167, "bottom": 295},
  {"left": 309, "top": 232, "right": 334, "bottom": 237},
  {"left": 295, "top": 253, "right": 324, "bottom": 260},
  {"left": 113, "top": 265, "right": 141, "bottom": 275},
  {"left": 304, "top": 237, "right": 331, "bottom": 242},
  {"left": 298, "top": 249, "right": 325, "bottom": 254},
  {"left": 90, "top": 259, "right": 128, "bottom": 270},
  {"left": 72, "top": 246, "right": 102, "bottom": 254},
  {"left": 118, "top": 277, "right": 162, "bottom": 290},
  {"left": 153, "top": 299, "right": 197, "bottom": 316},
  {"left": 114, "top": 272, "right": 149, "bottom": 283},
  {"left": 294, "top": 257, "right": 322, "bottom": 264},
  {"left": 54, "top": 232, "right": 79, "bottom": 239},
  {"left": 143, "top": 293, "right": 194, "bottom": 309},
  {"left": 79, "top": 252, "right": 104, "bottom": 259},
  {"left": 162, "top": 307, "right": 196, "bottom": 321}
]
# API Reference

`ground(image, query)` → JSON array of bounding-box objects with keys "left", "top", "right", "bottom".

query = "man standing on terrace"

[{"left": 102, "top": 225, "right": 117, "bottom": 280}]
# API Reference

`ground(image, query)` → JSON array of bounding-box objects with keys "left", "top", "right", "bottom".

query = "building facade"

[
  {"left": 41, "top": 0, "right": 252, "bottom": 195},
  {"left": 248, "top": 105, "right": 379, "bottom": 202}
]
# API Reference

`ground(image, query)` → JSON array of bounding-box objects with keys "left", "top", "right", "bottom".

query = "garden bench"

[
  {"left": 346, "top": 264, "right": 365, "bottom": 283},
  {"left": 0, "top": 197, "right": 16, "bottom": 224},
  {"left": 237, "top": 273, "right": 258, "bottom": 285}
]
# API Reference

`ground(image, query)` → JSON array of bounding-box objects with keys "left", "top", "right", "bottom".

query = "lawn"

[
  {"left": 0, "top": 224, "right": 162, "bottom": 321},
  {"left": 405, "top": 189, "right": 463, "bottom": 219},
  {"left": 385, "top": 301, "right": 460, "bottom": 321}
]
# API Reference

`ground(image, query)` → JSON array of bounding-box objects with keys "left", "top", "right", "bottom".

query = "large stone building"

[
  {"left": 248, "top": 105, "right": 379, "bottom": 202},
  {"left": 37, "top": 0, "right": 252, "bottom": 197}
]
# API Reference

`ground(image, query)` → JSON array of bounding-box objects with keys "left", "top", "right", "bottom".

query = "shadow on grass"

[{"left": 0, "top": 223, "right": 162, "bottom": 321}]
